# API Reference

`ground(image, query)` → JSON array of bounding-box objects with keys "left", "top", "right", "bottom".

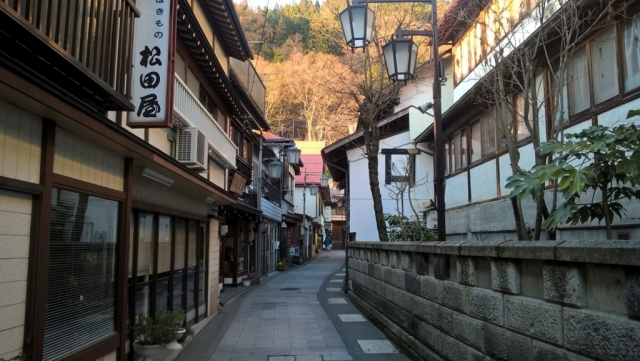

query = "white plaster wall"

[
  {"left": 209, "top": 160, "right": 225, "bottom": 189},
  {"left": 395, "top": 58, "right": 454, "bottom": 116},
  {"left": 470, "top": 160, "right": 497, "bottom": 203},
  {"left": 453, "top": 12, "right": 543, "bottom": 104},
  {"left": 446, "top": 172, "right": 469, "bottom": 208},
  {"left": 597, "top": 97, "right": 640, "bottom": 127},
  {"left": 0, "top": 190, "right": 31, "bottom": 359},
  {"left": 347, "top": 132, "right": 434, "bottom": 241},
  {"left": 54, "top": 128, "right": 125, "bottom": 191},
  {"left": 499, "top": 143, "right": 536, "bottom": 196},
  {"left": 0, "top": 99, "right": 42, "bottom": 184}
]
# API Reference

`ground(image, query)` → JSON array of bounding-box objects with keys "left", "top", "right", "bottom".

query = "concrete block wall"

[{"left": 347, "top": 240, "right": 640, "bottom": 361}]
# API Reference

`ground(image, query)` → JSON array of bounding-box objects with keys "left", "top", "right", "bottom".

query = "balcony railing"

[
  {"left": 174, "top": 75, "right": 237, "bottom": 169},
  {"left": 262, "top": 176, "right": 281, "bottom": 206},
  {"left": 229, "top": 57, "right": 265, "bottom": 113},
  {"left": 1, "top": 0, "right": 137, "bottom": 108}
]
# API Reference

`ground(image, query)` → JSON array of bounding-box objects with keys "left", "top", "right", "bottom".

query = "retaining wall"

[{"left": 347, "top": 240, "right": 640, "bottom": 361}]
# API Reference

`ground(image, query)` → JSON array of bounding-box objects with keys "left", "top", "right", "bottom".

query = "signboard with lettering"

[
  {"left": 128, "top": 0, "right": 176, "bottom": 128},
  {"left": 230, "top": 173, "right": 247, "bottom": 195}
]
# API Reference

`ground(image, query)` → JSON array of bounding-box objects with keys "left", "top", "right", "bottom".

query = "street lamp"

[
  {"left": 339, "top": 0, "right": 446, "bottom": 242},
  {"left": 383, "top": 31, "right": 419, "bottom": 82},
  {"left": 339, "top": 3, "right": 375, "bottom": 49},
  {"left": 286, "top": 146, "right": 301, "bottom": 166},
  {"left": 267, "top": 159, "right": 284, "bottom": 180},
  {"left": 309, "top": 183, "right": 318, "bottom": 196},
  {"left": 320, "top": 174, "right": 329, "bottom": 188}
]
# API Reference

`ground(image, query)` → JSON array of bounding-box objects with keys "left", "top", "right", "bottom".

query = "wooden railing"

[
  {"left": 1, "top": 0, "right": 138, "bottom": 99},
  {"left": 229, "top": 57, "right": 265, "bottom": 113}
]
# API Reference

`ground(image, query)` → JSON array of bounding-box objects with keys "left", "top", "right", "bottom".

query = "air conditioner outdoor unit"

[{"left": 176, "top": 127, "right": 208, "bottom": 171}]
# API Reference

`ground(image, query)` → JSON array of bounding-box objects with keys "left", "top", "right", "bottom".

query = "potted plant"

[
  {"left": 132, "top": 315, "right": 163, "bottom": 360},
  {"left": 277, "top": 260, "right": 287, "bottom": 271},
  {"left": 158, "top": 311, "right": 187, "bottom": 350}
]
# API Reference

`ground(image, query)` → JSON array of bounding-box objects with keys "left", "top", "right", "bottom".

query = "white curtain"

[{"left": 625, "top": 14, "right": 640, "bottom": 91}]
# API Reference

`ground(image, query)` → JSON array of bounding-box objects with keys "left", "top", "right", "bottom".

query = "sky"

[{"left": 235, "top": 0, "right": 321, "bottom": 10}]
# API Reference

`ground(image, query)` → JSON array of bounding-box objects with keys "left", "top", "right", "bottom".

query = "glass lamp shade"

[
  {"left": 320, "top": 174, "right": 329, "bottom": 188},
  {"left": 339, "top": 4, "right": 375, "bottom": 49},
  {"left": 383, "top": 36, "right": 418, "bottom": 82},
  {"left": 268, "top": 159, "right": 283, "bottom": 179},
  {"left": 309, "top": 183, "right": 318, "bottom": 196},
  {"left": 337, "top": 199, "right": 344, "bottom": 207},
  {"left": 286, "top": 146, "right": 301, "bottom": 166}
]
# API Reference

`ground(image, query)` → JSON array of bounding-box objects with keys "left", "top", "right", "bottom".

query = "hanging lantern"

[
  {"left": 383, "top": 35, "right": 418, "bottom": 82},
  {"left": 268, "top": 159, "right": 283, "bottom": 179},
  {"left": 310, "top": 183, "right": 318, "bottom": 196},
  {"left": 286, "top": 146, "right": 301, "bottom": 166},
  {"left": 339, "top": 3, "right": 375, "bottom": 49},
  {"left": 320, "top": 174, "right": 329, "bottom": 188}
]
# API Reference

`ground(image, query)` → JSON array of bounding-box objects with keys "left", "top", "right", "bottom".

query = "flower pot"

[
  {"left": 277, "top": 264, "right": 284, "bottom": 271},
  {"left": 164, "top": 328, "right": 186, "bottom": 350},
  {"left": 134, "top": 343, "right": 161, "bottom": 360}
]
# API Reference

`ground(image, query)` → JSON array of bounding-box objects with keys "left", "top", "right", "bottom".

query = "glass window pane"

[
  {"left": 444, "top": 141, "right": 450, "bottom": 175},
  {"left": 188, "top": 221, "right": 197, "bottom": 269},
  {"left": 224, "top": 232, "right": 234, "bottom": 276},
  {"left": 453, "top": 131, "right": 461, "bottom": 171},
  {"left": 156, "top": 278, "right": 170, "bottom": 315},
  {"left": 552, "top": 71, "right": 569, "bottom": 124},
  {"left": 198, "top": 271, "right": 205, "bottom": 302},
  {"left": 172, "top": 275, "right": 184, "bottom": 311},
  {"left": 187, "top": 272, "right": 195, "bottom": 306},
  {"left": 568, "top": 47, "right": 590, "bottom": 115},
  {"left": 174, "top": 219, "right": 185, "bottom": 272},
  {"left": 460, "top": 129, "right": 467, "bottom": 168},
  {"left": 44, "top": 189, "right": 119, "bottom": 361},
  {"left": 135, "top": 285, "right": 151, "bottom": 319},
  {"left": 238, "top": 226, "right": 246, "bottom": 272},
  {"left": 137, "top": 214, "right": 154, "bottom": 282},
  {"left": 624, "top": 14, "right": 640, "bottom": 91},
  {"left": 481, "top": 111, "right": 496, "bottom": 157},
  {"left": 471, "top": 122, "right": 481, "bottom": 163},
  {"left": 516, "top": 95, "right": 532, "bottom": 141},
  {"left": 129, "top": 214, "right": 134, "bottom": 280},
  {"left": 158, "top": 216, "right": 171, "bottom": 275},
  {"left": 591, "top": 28, "right": 619, "bottom": 104}
]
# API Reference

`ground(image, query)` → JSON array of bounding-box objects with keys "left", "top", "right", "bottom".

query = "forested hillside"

[{"left": 234, "top": 0, "right": 445, "bottom": 143}]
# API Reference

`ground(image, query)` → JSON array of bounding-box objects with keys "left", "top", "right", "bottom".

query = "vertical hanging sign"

[{"left": 128, "top": 0, "right": 176, "bottom": 128}]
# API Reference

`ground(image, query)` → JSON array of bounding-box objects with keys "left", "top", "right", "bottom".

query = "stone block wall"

[{"left": 347, "top": 240, "right": 640, "bottom": 361}]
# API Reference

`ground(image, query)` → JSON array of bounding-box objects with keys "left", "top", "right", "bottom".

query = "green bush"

[{"left": 385, "top": 214, "right": 436, "bottom": 242}]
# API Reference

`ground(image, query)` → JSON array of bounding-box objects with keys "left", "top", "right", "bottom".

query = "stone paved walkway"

[{"left": 177, "top": 250, "right": 409, "bottom": 361}]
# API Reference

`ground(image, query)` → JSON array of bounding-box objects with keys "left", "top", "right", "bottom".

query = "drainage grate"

[{"left": 280, "top": 288, "right": 301, "bottom": 291}]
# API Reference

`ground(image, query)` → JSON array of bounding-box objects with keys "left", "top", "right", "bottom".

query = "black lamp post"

[{"left": 339, "top": 0, "right": 446, "bottom": 242}]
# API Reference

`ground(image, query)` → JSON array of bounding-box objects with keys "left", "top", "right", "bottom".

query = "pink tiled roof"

[
  {"left": 262, "top": 132, "right": 291, "bottom": 142},
  {"left": 295, "top": 154, "right": 324, "bottom": 186}
]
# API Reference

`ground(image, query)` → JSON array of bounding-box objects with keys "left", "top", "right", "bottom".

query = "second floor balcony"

[
  {"left": 229, "top": 57, "right": 265, "bottom": 114},
  {"left": 1, "top": 0, "right": 137, "bottom": 110},
  {"left": 174, "top": 75, "right": 236, "bottom": 170}
]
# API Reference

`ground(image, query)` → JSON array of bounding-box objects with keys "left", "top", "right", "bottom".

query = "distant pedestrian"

[{"left": 324, "top": 231, "right": 333, "bottom": 252}]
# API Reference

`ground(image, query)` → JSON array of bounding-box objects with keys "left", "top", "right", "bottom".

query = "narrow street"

[{"left": 177, "top": 251, "right": 410, "bottom": 361}]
